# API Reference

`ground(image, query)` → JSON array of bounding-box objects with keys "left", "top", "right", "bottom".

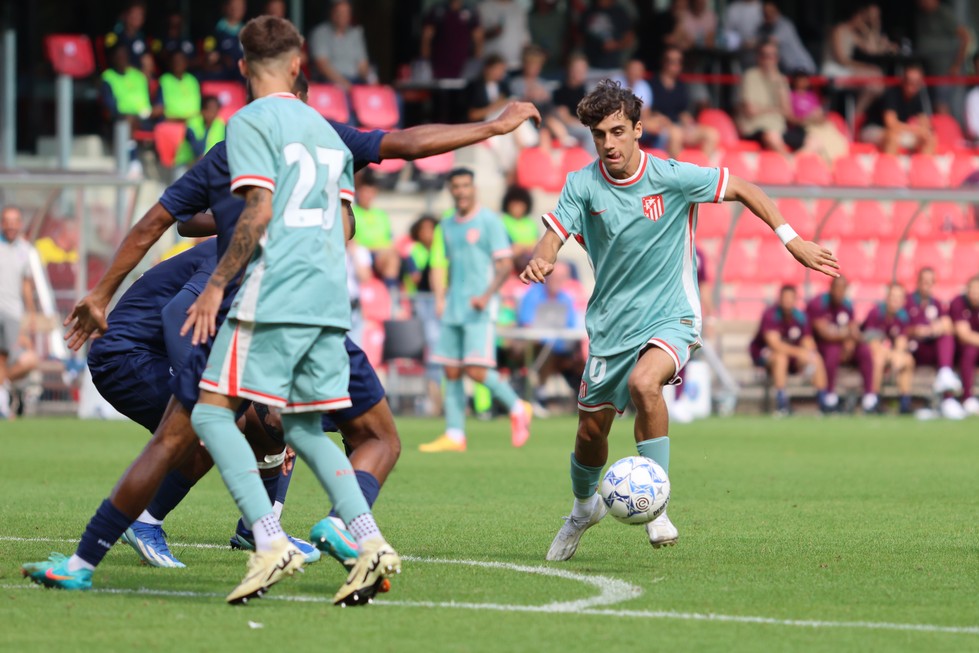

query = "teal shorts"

[
  {"left": 431, "top": 320, "right": 497, "bottom": 368},
  {"left": 578, "top": 324, "right": 701, "bottom": 414},
  {"left": 199, "top": 318, "right": 352, "bottom": 414}
]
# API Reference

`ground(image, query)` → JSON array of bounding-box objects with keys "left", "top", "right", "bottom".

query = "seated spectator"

[
  {"left": 404, "top": 214, "right": 439, "bottom": 295},
  {"left": 806, "top": 276, "right": 873, "bottom": 414},
  {"left": 547, "top": 53, "right": 595, "bottom": 151},
  {"left": 34, "top": 220, "right": 79, "bottom": 266},
  {"left": 736, "top": 42, "right": 806, "bottom": 153},
  {"left": 722, "top": 0, "right": 763, "bottom": 56},
  {"left": 914, "top": 0, "right": 969, "bottom": 113},
  {"left": 158, "top": 51, "right": 201, "bottom": 122},
  {"left": 203, "top": 0, "right": 246, "bottom": 80},
  {"left": 179, "top": 96, "right": 226, "bottom": 165},
  {"left": 310, "top": 0, "right": 371, "bottom": 89},
  {"left": 788, "top": 70, "right": 848, "bottom": 161},
  {"left": 860, "top": 284, "right": 915, "bottom": 414},
  {"left": 528, "top": 0, "right": 567, "bottom": 77},
  {"left": 759, "top": 1, "right": 815, "bottom": 74},
  {"left": 352, "top": 172, "right": 399, "bottom": 288},
  {"left": 950, "top": 276, "right": 979, "bottom": 415},
  {"left": 640, "top": 0, "right": 692, "bottom": 69},
  {"left": 612, "top": 59, "right": 677, "bottom": 155},
  {"left": 510, "top": 45, "right": 554, "bottom": 109},
  {"left": 479, "top": 0, "right": 529, "bottom": 72},
  {"left": 578, "top": 0, "right": 635, "bottom": 74},
  {"left": 264, "top": 0, "right": 287, "bottom": 17},
  {"left": 749, "top": 284, "right": 828, "bottom": 415},
  {"left": 500, "top": 186, "right": 537, "bottom": 266},
  {"left": 680, "top": 0, "right": 717, "bottom": 48},
  {"left": 516, "top": 261, "right": 583, "bottom": 409},
  {"left": 420, "top": 0, "right": 483, "bottom": 80},
  {"left": 467, "top": 55, "right": 536, "bottom": 179},
  {"left": 154, "top": 12, "right": 195, "bottom": 69},
  {"left": 820, "top": 3, "right": 890, "bottom": 116},
  {"left": 907, "top": 266, "right": 964, "bottom": 418},
  {"left": 101, "top": 45, "right": 161, "bottom": 130},
  {"left": 105, "top": 1, "right": 148, "bottom": 68},
  {"left": 860, "top": 64, "right": 935, "bottom": 155},
  {"left": 651, "top": 47, "right": 719, "bottom": 157},
  {"left": 965, "top": 53, "right": 979, "bottom": 141}
]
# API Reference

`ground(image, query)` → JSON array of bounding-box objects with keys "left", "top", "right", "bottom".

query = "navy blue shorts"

[
  {"left": 172, "top": 333, "right": 385, "bottom": 433},
  {"left": 89, "top": 347, "right": 173, "bottom": 432}
]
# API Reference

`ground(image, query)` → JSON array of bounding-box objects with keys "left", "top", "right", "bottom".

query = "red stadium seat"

[
  {"left": 369, "top": 157, "right": 406, "bottom": 175},
  {"left": 306, "top": 83, "right": 350, "bottom": 123},
  {"left": 44, "top": 35, "right": 96, "bottom": 78},
  {"left": 720, "top": 151, "right": 755, "bottom": 182},
  {"left": 153, "top": 121, "right": 186, "bottom": 168},
  {"left": 200, "top": 81, "right": 246, "bottom": 122},
  {"left": 560, "top": 146, "right": 594, "bottom": 177},
  {"left": 871, "top": 154, "right": 908, "bottom": 187},
  {"left": 949, "top": 154, "right": 978, "bottom": 186},
  {"left": 912, "top": 240, "right": 956, "bottom": 283},
  {"left": 930, "top": 202, "right": 969, "bottom": 232},
  {"left": 755, "top": 151, "right": 794, "bottom": 185},
  {"left": 817, "top": 202, "right": 853, "bottom": 239},
  {"left": 794, "top": 152, "right": 832, "bottom": 186},
  {"left": 698, "top": 109, "right": 760, "bottom": 151},
  {"left": 413, "top": 150, "right": 455, "bottom": 175},
  {"left": 360, "top": 320, "right": 385, "bottom": 369},
  {"left": 500, "top": 274, "right": 531, "bottom": 305},
  {"left": 516, "top": 147, "right": 561, "bottom": 192},
  {"left": 719, "top": 283, "right": 771, "bottom": 320},
  {"left": 732, "top": 205, "right": 772, "bottom": 239},
  {"left": 931, "top": 114, "right": 966, "bottom": 152},
  {"left": 776, "top": 198, "right": 815, "bottom": 237},
  {"left": 350, "top": 85, "right": 400, "bottom": 129},
  {"left": 951, "top": 240, "right": 979, "bottom": 283},
  {"left": 720, "top": 238, "right": 764, "bottom": 282},
  {"left": 832, "top": 154, "right": 871, "bottom": 187},
  {"left": 695, "top": 201, "right": 733, "bottom": 239},
  {"left": 908, "top": 154, "right": 947, "bottom": 188},
  {"left": 359, "top": 278, "right": 392, "bottom": 322},
  {"left": 642, "top": 147, "right": 670, "bottom": 159},
  {"left": 677, "top": 149, "right": 710, "bottom": 167},
  {"left": 872, "top": 241, "right": 900, "bottom": 283},
  {"left": 849, "top": 201, "right": 895, "bottom": 240},
  {"left": 754, "top": 239, "right": 805, "bottom": 283},
  {"left": 835, "top": 240, "right": 879, "bottom": 283},
  {"left": 893, "top": 241, "right": 919, "bottom": 285}
]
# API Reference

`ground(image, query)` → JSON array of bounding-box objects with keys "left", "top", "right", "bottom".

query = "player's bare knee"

[{"left": 627, "top": 374, "right": 663, "bottom": 411}]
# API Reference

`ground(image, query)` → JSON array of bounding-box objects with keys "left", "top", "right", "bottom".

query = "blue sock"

[
  {"left": 817, "top": 389, "right": 828, "bottom": 410},
  {"left": 900, "top": 395, "right": 912, "bottom": 413},
  {"left": 636, "top": 436, "right": 670, "bottom": 474},
  {"left": 276, "top": 465, "right": 293, "bottom": 505},
  {"left": 775, "top": 389, "right": 789, "bottom": 411},
  {"left": 145, "top": 471, "right": 195, "bottom": 522},
  {"left": 236, "top": 474, "right": 281, "bottom": 536},
  {"left": 75, "top": 499, "right": 134, "bottom": 568},
  {"left": 329, "top": 470, "right": 380, "bottom": 518}
]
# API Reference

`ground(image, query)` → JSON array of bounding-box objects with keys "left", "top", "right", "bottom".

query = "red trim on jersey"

[
  {"left": 270, "top": 92, "right": 299, "bottom": 99},
  {"left": 239, "top": 386, "right": 288, "bottom": 403},
  {"left": 599, "top": 151, "right": 648, "bottom": 187},
  {"left": 230, "top": 175, "right": 276, "bottom": 193},
  {"left": 577, "top": 399, "right": 625, "bottom": 414},
  {"left": 229, "top": 326, "right": 240, "bottom": 394},
  {"left": 687, "top": 205, "right": 695, "bottom": 260},
  {"left": 648, "top": 337, "right": 680, "bottom": 361},
  {"left": 542, "top": 212, "right": 569, "bottom": 241},
  {"left": 713, "top": 167, "right": 729, "bottom": 203},
  {"left": 286, "top": 397, "right": 352, "bottom": 409}
]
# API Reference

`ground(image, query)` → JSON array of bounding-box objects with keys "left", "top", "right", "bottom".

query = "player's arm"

[
  {"left": 811, "top": 316, "right": 845, "bottom": 342},
  {"left": 63, "top": 202, "right": 176, "bottom": 350},
  {"left": 473, "top": 256, "right": 513, "bottom": 311},
  {"left": 181, "top": 187, "right": 272, "bottom": 345},
  {"left": 763, "top": 329, "right": 795, "bottom": 355},
  {"left": 378, "top": 102, "right": 541, "bottom": 161},
  {"left": 520, "top": 228, "right": 563, "bottom": 284},
  {"left": 724, "top": 176, "right": 839, "bottom": 278},
  {"left": 178, "top": 212, "right": 217, "bottom": 237},
  {"left": 343, "top": 200, "right": 355, "bottom": 241}
]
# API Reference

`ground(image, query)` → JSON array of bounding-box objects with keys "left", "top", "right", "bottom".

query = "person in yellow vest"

[
  {"left": 175, "top": 96, "right": 227, "bottom": 166},
  {"left": 158, "top": 50, "right": 200, "bottom": 121},
  {"left": 101, "top": 45, "right": 161, "bottom": 131}
]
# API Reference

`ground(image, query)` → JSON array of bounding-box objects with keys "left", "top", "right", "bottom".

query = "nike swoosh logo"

[
  {"left": 45, "top": 568, "right": 75, "bottom": 581},
  {"left": 590, "top": 209, "right": 607, "bottom": 215}
]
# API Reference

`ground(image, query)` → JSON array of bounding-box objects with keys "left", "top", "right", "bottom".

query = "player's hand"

[
  {"left": 181, "top": 284, "right": 223, "bottom": 346},
  {"left": 471, "top": 295, "right": 489, "bottom": 311},
  {"left": 493, "top": 101, "right": 542, "bottom": 132},
  {"left": 786, "top": 239, "right": 840, "bottom": 278},
  {"left": 282, "top": 446, "right": 296, "bottom": 476},
  {"left": 63, "top": 294, "right": 110, "bottom": 351},
  {"left": 519, "top": 258, "right": 554, "bottom": 284}
]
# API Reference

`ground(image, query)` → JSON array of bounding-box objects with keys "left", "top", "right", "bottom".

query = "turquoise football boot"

[
  {"left": 309, "top": 516, "right": 359, "bottom": 568},
  {"left": 21, "top": 553, "right": 93, "bottom": 590}
]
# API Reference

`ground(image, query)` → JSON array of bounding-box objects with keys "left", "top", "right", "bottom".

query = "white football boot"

[
  {"left": 546, "top": 495, "right": 607, "bottom": 561},
  {"left": 933, "top": 367, "right": 963, "bottom": 395},
  {"left": 963, "top": 397, "right": 979, "bottom": 416},
  {"left": 940, "top": 397, "right": 967, "bottom": 420},
  {"left": 645, "top": 511, "right": 679, "bottom": 548}
]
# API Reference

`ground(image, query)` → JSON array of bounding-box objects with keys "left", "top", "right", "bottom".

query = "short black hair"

[
  {"left": 202, "top": 95, "right": 221, "bottom": 110},
  {"left": 447, "top": 168, "right": 474, "bottom": 182},
  {"left": 502, "top": 185, "right": 532, "bottom": 214},
  {"left": 779, "top": 284, "right": 797, "bottom": 296},
  {"left": 409, "top": 213, "right": 438, "bottom": 241},
  {"left": 577, "top": 79, "right": 643, "bottom": 129}
]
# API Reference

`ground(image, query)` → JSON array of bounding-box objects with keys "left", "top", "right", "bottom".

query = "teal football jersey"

[
  {"left": 441, "top": 207, "right": 513, "bottom": 325},
  {"left": 226, "top": 92, "right": 354, "bottom": 327},
  {"left": 543, "top": 151, "right": 728, "bottom": 356}
]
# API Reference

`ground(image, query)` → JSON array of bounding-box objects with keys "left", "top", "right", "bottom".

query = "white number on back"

[{"left": 282, "top": 142, "right": 344, "bottom": 229}]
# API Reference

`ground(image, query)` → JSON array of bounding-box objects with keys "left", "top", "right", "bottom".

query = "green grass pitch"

[{"left": 2, "top": 415, "right": 978, "bottom": 652}]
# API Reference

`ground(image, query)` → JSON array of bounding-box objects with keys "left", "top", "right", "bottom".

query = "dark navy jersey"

[{"left": 90, "top": 239, "right": 218, "bottom": 360}]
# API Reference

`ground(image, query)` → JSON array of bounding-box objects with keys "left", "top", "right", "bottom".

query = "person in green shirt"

[
  {"left": 500, "top": 185, "right": 538, "bottom": 268},
  {"left": 158, "top": 51, "right": 201, "bottom": 121},
  {"left": 100, "top": 45, "right": 161, "bottom": 131},
  {"left": 352, "top": 171, "right": 399, "bottom": 287},
  {"left": 178, "top": 95, "right": 226, "bottom": 165}
]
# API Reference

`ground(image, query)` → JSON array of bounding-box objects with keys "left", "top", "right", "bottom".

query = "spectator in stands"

[
  {"left": 950, "top": 276, "right": 979, "bottom": 415},
  {"left": 5, "top": 333, "right": 40, "bottom": 418},
  {"left": 404, "top": 214, "right": 439, "bottom": 296},
  {"left": 860, "top": 63, "right": 936, "bottom": 155},
  {"left": 611, "top": 59, "right": 674, "bottom": 154},
  {"left": 467, "top": 55, "right": 537, "bottom": 179},
  {"left": 510, "top": 45, "right": 554, "bottom": 109},
  {"left": 264, "top": 0, "right": 287, "bottom": 17},
  {"left": 516, "top": 261, "right": 583, "bottom": 411},
  {"left": 479, "top": 0, "right": 530, "bottom": 73},
  {"left": 101, "top": 45, "right": 161, "bottom": 131},
  {"left": 421, "top": 0, "right": 483, "bottom": 80},
  {"left": 180, "top": 96, "right": 226, "bottom": 164},
  {"left": 759, "top": 1, "right": 816, "bottom": 74},
  {"left": 722, "top": 0, "right": 763, "bottom": 56},
  {"left": 500, "top": 186, "right": 537, "bottom": 267},
  {"left": 651, "top": 46, "right": 719, "bottom": 157},
  {"left": 680, "top": 0, "right": 718, "bottom": 48},
  {"left": 906, "top": 266, "right": 965, "bottom": 418},
  {"left": 352, "top": 171, "right": 399, "bottom": 288},
  {"left": 155, "top": 12, "right": 195, "bottom": 69},
  {"left": 203, "top": 0, "right": 246, "bottom": 80},
  {"left": 0, "top": 206, "right": 38, "bottom": 419},
  {"left": 546, "top": 53, "right": 595, "bottom": 152},
  {"left": 820, "top": 3, "right": 890, "bottom": 117},
  {"left": 788, "top": 70, "right": 849, "bottom": 161},
  {"left": 860, "top": 284, "right": 915, "bottom": 414},
  {"left": 966, "top": 53, "right": 979, "bottom": 141},
  {"left": 346, "top": 236, "right": 373, "bottom": 346},
  {"left": 578, "top": 0, "right": 635, "bottom": 74},
  {"left": 736, "top": 42, "right": 805, "bottom": 154},
  {"left": 158, "top": 50, "right": 200, "bottom": 122},
  {"left": 106, "top": 1, "right": 148, "bottom": 68},
  {"left": 34, "top": 219, "right": 78, "bottom": 266},
  {"left": 640, "top": 0, "right": 693, "bottom": 70},
  {"left": 310, "top": 0, "right": 371, "bottom": 89},
  {"left": 749, "top": 284, "right": 829, "bottom": 416},
  {"left": 914, "top": 0, "right": 969, "bottom": 113},
  {"left": 807, "top": 276, "right": 874, "bottom": 414},
  {"left": 529, "top": 0, "right": 567, "bottom": 77}
]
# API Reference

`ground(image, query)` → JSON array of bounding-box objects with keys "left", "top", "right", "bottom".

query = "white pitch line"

[{"left": 0, "top": 535, "right": 226, "bottom": 550}]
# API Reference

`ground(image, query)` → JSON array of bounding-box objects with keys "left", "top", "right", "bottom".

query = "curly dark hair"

[{"left": 576, "top": 79, "right": 643, "bottom": 129}]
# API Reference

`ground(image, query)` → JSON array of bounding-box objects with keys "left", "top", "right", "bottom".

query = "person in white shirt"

[
  {"left": 479, "top": 0, "right": 529, "bottom": 72},
  {"left": 308, "top": 0, "right": 371, "bottom": 89},
  {"left": 723, "top": 0, "right": 763, "bottom": 51},
  {"left": 0, "top": 206, "right": 38, "bottom": 419}
]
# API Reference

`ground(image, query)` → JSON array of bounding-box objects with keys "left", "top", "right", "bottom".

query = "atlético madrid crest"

[{"left": 642, "top": 194, "right": 665, "bottom": 221}]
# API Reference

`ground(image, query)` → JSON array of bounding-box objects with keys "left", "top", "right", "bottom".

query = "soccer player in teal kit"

[
  {"left": 181, "top": 16, "right": 398, "bottom": 605},
  {"left": 520, "top": 80, "right": 840, "bottom": 560}
]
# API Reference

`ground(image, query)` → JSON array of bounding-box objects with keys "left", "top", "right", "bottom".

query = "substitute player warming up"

[{"left": 519, "top": 80, "right": 838, "bottom": 561}]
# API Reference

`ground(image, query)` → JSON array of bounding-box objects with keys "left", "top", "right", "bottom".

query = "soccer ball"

[{"left": 599, "top": 456, "right": 670, "bottom": 525}]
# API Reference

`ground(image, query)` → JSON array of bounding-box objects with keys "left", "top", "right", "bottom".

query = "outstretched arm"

[
  {"left": 519, "top": 228, "right": 564, "bottom": 284},
  {"left": 472, "top": 257, "right": 513, "bottom": 311},
  {"left": 378, "top": 102, "right": 541, "bottom": 161},
  {"left": 724, "top": 176, "right": 839, "bottom": 278},
  {"left": 63, "top": 202, "right": 176, "bottom": 351},
  {"left": 181, "top": 187, "right": 272, "bottom": 345}
]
